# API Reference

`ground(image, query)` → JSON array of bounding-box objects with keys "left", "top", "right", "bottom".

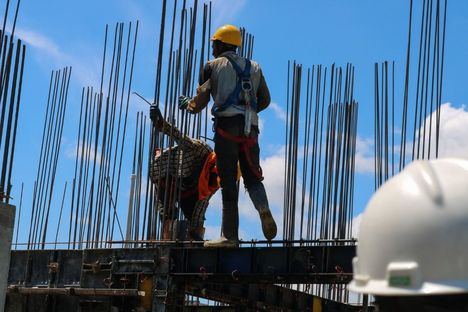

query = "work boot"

[
  {"left": 188, "top": 227, "right": 205, "bottom": 241},
  {"left": 204, "top": 201, "right": 239, "bottom": 248},
  {"left": 203, "top": 236, "right": 239, "bottom": 248},
  {"left": 248, "top": 182, "right": 277, "bottom": 240}
]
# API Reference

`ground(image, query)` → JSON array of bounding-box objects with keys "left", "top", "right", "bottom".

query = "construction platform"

[{"left": 5, "top": 243, "right": 366, "bottom": 311}]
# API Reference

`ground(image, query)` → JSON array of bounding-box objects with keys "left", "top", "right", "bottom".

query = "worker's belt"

[{"left": 215, "top": 127, "right": 263, "bottom": 181}]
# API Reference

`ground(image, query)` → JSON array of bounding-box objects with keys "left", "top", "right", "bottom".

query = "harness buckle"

[{"left": 241, "top": 78, "right": 252, "bottom": 92}]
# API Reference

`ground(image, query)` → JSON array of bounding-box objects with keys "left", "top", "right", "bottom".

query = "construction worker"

[
  {"left": 178, "top": 24, "right": 277, "bottom": 247},
  {"left": 348, "top": 159, "right": 468, "bottom": 311},
  {"left": 149, "top": 106, "right": 220, "bottom": 241}
]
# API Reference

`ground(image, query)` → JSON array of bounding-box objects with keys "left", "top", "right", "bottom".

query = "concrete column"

[{"left": 0, "top": 203, "right": 15, "bottom": 312}]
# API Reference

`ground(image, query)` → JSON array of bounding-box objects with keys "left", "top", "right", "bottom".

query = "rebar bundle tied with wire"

[
  {"left": 0, "top": 0, "right": 25, "bottom": 203},
  {"left": 283, "top": 63, "right": 358, "bottom": 242}
]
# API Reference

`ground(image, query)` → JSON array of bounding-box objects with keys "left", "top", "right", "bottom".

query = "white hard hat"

[{"left": 348, "top": 158, "right": 468, "bottom": 296}]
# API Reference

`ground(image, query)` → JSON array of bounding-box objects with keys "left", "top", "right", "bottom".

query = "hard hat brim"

[
  {"left": 210, "top": 36, "right": 241, "bottom": 46},
  {"left": 348, "top": 279, "right": 468, "bottom": 296}
]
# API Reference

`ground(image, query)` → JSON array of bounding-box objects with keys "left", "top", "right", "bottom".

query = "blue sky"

[{"left": 5, "top": 0, "right": 468, "bottom": 244}]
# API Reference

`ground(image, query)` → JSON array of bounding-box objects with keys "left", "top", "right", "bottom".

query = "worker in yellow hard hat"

[{"left": 178, "top": 24, "right": 277, "bottom": 247}]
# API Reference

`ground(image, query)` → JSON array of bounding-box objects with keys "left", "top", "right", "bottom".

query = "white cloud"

[
  {"left": 355, "top": 136, "right": 375, "bottom": 174},
  {"left": 262, "top": 152, "right": 286, "bottom": 213},
  {"left": 355, "top": 135, "right": 404, "bottom": 175},
  {"left": 15, "top": 27, "right": 100, "bottom": 87},
  {"left": 418, "top": 103, "right": 468, "bottom": 159},
  {"left": 65, "top": 140, "right": 101, "bottom": 163},
  {"left": 269, "top": 102, "right": 287, "bottom": 122},
  {"left": 16, "top": 28, "right": 62, "bottom": 59},
  {"left": 211, "top": 0, "right": 247, "bottom": 27},
  {"left": 354, "top": 103, "right": 468, "bottom": 175}
]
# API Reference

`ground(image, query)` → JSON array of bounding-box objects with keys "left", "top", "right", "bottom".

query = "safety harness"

[{"left": 213, "top": 54, "right": 257, "bottom": 136}]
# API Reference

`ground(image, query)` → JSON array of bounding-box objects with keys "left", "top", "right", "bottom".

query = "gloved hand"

[
  {"left": 178, "top": 95, "right": 192, "bottom": 110},
  {"left": 149, "top": 105, "right": 163, "bottom": 122}
]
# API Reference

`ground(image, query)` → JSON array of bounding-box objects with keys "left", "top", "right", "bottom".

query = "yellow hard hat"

[{"left": 211, "top": 24, "right": 242, "bottom": 47}]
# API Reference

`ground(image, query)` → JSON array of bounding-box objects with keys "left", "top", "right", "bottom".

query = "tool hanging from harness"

[{"left": 212, "top": 54, "right": 257, "bottom": 137}]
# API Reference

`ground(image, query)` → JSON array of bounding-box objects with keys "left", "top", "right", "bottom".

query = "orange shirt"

[{"left": 198, "top": 152, "right": 219, "bottom": 200}]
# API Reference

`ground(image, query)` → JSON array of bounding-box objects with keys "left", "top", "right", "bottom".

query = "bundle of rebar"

[
  {"left": 0, "top": 0, "right": 25, "bottom": 203},
  {"left": 375, "top": 0, "right": 447, "bottom": 188},
  {"left": 374, "top": 61, "right": 395, "bottom": 189},
  {"left": 239, "top": 27, "right": 254, "bottom": 60},
  {"left": 27, "top": 67, "right": 72, "bottom": 250},
  {"left": 282, "top": 62, "right": 358, "bottom": 304},
  {"left": 65, "top": 22, "right": 139, "bottom": 249},
  {"left": 409, "top": 0, "right": 447, "bottom": 162},
  {"left": 283, "top": 63, "right": 358, "bottom": 242},
  {"left": 125, "top": 111, "right": 146, "bottom": 247}
]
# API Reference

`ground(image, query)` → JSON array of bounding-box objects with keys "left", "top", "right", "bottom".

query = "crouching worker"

[{"left": 149, "top": 105, "right": 219, "bottom": 241}]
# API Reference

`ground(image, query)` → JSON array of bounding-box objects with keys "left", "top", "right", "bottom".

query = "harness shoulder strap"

[{"left": 225, "top": 54, "right": 250, "bottom": 78}]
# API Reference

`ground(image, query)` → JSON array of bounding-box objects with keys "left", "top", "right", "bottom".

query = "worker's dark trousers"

[{"left": 214, "top": 115, "right": 265, "bottom": 240}]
